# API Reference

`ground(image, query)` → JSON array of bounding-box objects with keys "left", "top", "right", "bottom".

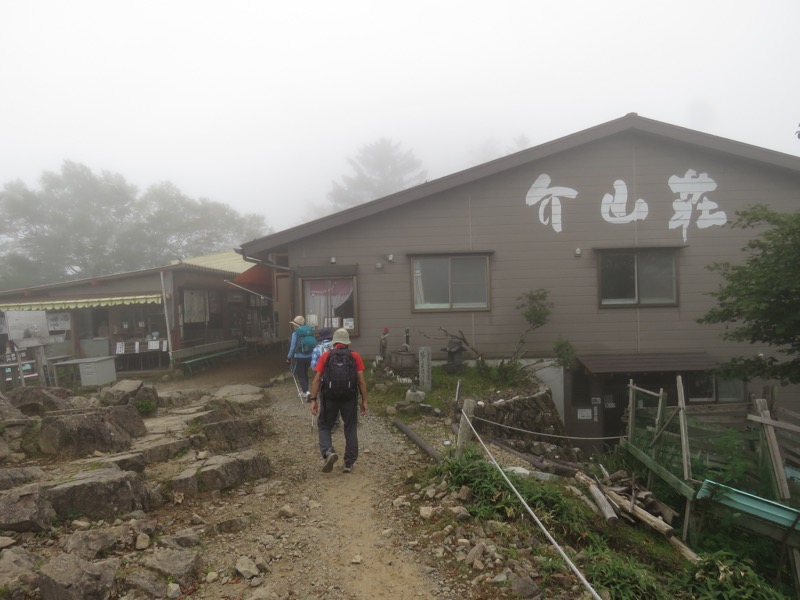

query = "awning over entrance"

[
  {"left": 578, "top": 352, "right": 718, "bottom": 374},
  {"left": 0, "top": 294, "right": 162, "bottom": 311}
]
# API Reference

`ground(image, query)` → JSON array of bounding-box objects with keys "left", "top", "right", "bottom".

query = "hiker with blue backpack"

[
  {"left": 309, "top": 328, "right": 368, "bottom": 474},
  {"left": 286, "top": 315, "right": 316, "bottom": 402},
  {"left": 310, "top": 327, "right": 334, "bottom": 371}
]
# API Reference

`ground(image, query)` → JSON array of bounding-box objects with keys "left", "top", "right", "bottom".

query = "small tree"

[
  {"left": 429, "top": 288, "right": 575, "bottom": 386},
  {"left": 699, "top": 205, "right": 800, "bottom": 383},
  {"left": 327, "top": 138, "right": 427, "bottom": 211}
]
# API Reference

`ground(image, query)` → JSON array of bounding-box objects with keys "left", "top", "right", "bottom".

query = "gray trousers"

[{"left": 318, "top": 394, "right": 359, "bottom": 465}]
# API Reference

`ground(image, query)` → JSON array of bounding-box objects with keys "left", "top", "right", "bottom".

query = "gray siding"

[{"left": 288, "top": 132, "right": 800, "bottom": 373}]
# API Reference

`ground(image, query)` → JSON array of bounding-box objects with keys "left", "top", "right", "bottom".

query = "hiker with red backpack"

[{"left": 309, "top": 328, "right": 368, "bottom": 474}]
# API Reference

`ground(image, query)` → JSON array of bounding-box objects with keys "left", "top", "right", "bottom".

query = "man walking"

[{"left": 309, "top": 328, "right": 368, "bottom": 473}]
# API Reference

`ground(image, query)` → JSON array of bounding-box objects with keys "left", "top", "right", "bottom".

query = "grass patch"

[
  {"left": 417, "top": 445, "right": 791, "bottom": 599},
  {"left": 367, "top": 361, "right": 529, "bottom": 418}
]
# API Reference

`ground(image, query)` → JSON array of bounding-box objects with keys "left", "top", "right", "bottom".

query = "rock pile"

[{"left": 0, "top": 380, "right": 272, "bottom": 599}]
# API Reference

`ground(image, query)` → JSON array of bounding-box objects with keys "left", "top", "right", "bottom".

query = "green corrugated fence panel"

[{"left": 697, "top": 480, "right": 800, "bottom": 529}]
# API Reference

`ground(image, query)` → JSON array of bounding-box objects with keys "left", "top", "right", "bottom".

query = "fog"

[{"left": 1, "top": 0, "right": 798, "bottom": 232}]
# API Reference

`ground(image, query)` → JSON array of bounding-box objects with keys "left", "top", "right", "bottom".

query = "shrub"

[{"left": 134, "top": 398, "right": 157, "bottom": 416}]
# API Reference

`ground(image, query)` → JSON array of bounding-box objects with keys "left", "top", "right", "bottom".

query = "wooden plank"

[
  {"left": 676, "top": 376, "right": 693, "bottom": 542},
  {"left": 778, "top": 406, "right": 800, "bottom": 423},
  {"left": 621, "top": 438, "right": 696, "bottom": 500},
  {"left": 756, "top": 399, "right": 791, "bottom": 500},
  {"left": 747, "top": 414, "right": 800, "bottom": 436},
  {"left": 675, "top": 376, "right": 692, "bottom": 481}
]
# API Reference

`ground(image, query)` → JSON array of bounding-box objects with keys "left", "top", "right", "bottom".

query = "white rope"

[
  {"left": 472, "top": 415, "right": 627, "bottom": 441},
  {"left": 461, "top": 409, "right": 603, "bottom": 600}
]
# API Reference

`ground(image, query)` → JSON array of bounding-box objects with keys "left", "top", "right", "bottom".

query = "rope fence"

[
  {"left": 471, "top": 415, "right": 627, "bottom": 442},
  {"left": 460, "top": 408, "right": 603, "bottom": 600}
]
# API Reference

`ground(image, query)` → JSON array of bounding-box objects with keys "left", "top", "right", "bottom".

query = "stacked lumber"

[{"left": 489, "top": 439, "right": 698, "bottom": 559}]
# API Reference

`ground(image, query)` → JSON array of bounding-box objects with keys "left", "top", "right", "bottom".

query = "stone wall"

[{"left": 459, "top": 386, "right": 575, "bottom": 459}]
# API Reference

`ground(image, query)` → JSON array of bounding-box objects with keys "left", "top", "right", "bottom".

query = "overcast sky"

[{"left": 2, "top": 1, "right": 798, "bottom": 233}]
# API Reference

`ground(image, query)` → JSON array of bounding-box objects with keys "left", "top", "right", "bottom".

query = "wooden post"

[
  {"left": 12, "top": 349, "right": 26, "bottom": 388},
  {"left": 627, "top": 379, "right": 636, "bottom": 440},
  {"left": 754, "top": 397, "right": 800, "bottom": 590},
  {"left": 455, "top": 398, "right": 475, "bottom": 459},
  {"left": 648, "top": 388, "right": 666, "bottom": 489},
  {"left": 32, "top": 345, "right": 50, "bottom": 387},
  {"left": 676, "top": 375, "right": 693, "bottom": 543}
]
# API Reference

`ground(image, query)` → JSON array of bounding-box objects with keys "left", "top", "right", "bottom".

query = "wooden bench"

[{"left": 170, "top": 340, "right": 245, "bottom": 374}]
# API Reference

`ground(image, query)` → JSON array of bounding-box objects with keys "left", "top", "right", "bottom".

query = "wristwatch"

[{"left": 310, "top": 397, "right": 318, "bottom": 401}]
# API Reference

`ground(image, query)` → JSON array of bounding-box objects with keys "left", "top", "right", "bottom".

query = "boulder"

[
  {"left": 37, "top": 553, "right": 119, "bottom": 600},
  {"left": 38, "top": 405, "right": 146, "bottom": 458},
  {"left": 140, "top": 547, "right": 204, "bottom": 588},
  {"left": 46, "top": 468, "right": 151, "bottom": 521},
  {"left": 0, "top": 483, "right": 56, "bottom": 531},
  {"left": 0, "top": 546, "right": 42, "bottom": 598}
]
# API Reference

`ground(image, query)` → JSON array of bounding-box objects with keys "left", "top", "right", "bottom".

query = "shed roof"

[
  {"left": 238, "top": 113, "right": 800, "bottom": 259},
  {"left": 0, "top": 255, "right": 244, "bottom": 298},
  {"left": 173, "top": 252, "right": 250, "bottom": 274},
  {"left": 578, "top": 353, "right": 718, "bottom": 374}
]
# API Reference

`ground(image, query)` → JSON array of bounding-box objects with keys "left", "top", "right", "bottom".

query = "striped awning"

[{"left": 0, "top": 294, "right": 162, "bottom": 311}]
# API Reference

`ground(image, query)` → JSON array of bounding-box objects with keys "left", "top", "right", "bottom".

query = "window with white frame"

[
  {"left": 598, "top": 248, "right": 677, "bottom": 306},
  {"left": 412, "top": 255, "right": 490, "bottom": 311}
]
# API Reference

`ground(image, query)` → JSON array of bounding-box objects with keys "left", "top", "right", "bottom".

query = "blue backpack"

[{"left": 295, "top": 325, "right": 317, "bottom": 353}]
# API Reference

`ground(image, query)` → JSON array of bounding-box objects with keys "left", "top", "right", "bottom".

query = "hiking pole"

[{"left": 290, "top": 369, "right": 304, "bottom": 406}]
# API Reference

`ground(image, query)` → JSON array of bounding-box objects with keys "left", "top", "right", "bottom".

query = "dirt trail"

[{"left": 157, "top": 357, "right": 447, "bottom": 599}]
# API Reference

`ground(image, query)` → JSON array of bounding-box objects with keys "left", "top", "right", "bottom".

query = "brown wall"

[{"left": 284, "top": 132, "right": 800, "bottom": 373}]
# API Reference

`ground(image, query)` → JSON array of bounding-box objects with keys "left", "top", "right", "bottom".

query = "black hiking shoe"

[{"left": 322, "top": 451, "right": 338, "bottom": 473}]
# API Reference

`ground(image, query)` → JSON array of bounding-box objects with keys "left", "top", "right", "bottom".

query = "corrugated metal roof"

[
  {"left": 0, "top": 294, "right": 162, "bottom": 311},
  {"left": 578, "top": 352, "right": 717, "bottom": 373},
  {"left": 176, "top": 252, "right": 250, "bottom": 274}
]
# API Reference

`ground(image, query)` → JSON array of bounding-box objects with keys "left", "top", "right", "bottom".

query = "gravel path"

[{"left": 179, "top": 378, "right": 453, "bottom": 600}]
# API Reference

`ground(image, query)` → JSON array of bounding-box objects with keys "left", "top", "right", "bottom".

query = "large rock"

[
  {"left": 60, "top": 524, "right": 131, "bottom": 560},
  {"left": 0, "top": 466, "right": 45, "bottom": 491},
  {"left": 37, "top": 553, "right": 119, "bottom": 600},
  {"left": 0, "top": 393, "right": 27, "bottom": 421},
  {"left": 46, "top": 468, "right": 151, "bottom": 521},
  {"left": 5, "top": 387, "right": 73, "bottom": 416},
  {"left": 38, "top": 405, "right": 146, "bottom": 458},
  {"left": 170, "top": 449, "right": 271, "bottom": 498},
  {"left": 157, "top": 388, "right": 206, "bottom": 408},
  {"left": 98, "top": 379, "right": 143, "bottom": 405},
  {"left": 140, "top": 547, "right": 204, "bottom": 588},
  {"left": 0, "top": 546, "right": 42, "bottom": 598},
  {"left": 0, "top": 483, "right": 56, "bottom": 531},
  {"left": 200, "top": 417, "right": 265, "bottom": 451}
]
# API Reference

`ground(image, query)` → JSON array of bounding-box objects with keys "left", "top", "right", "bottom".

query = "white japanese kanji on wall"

[{"left": 525, "top": 169, "right": 728, "bottom": 240}]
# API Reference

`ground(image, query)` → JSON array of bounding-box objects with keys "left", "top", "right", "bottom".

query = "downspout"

[{"left": 237, "top": 250, "right": 292, "bottom": 271}]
